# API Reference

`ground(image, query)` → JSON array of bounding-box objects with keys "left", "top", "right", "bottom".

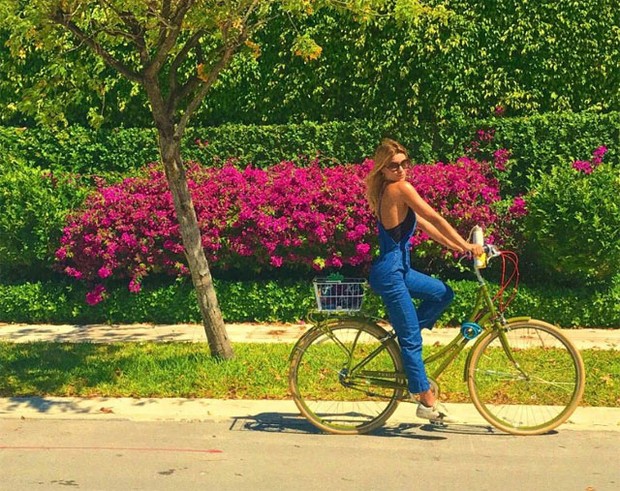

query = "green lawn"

[{"left": 0, "top": 342, "right": 618, "bottom": 407}]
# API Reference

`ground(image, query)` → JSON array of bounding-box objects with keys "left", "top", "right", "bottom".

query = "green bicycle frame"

[
  {"left": 425, "top": 279, "right": 499, "bottom": 380},
  {"left": 306, "top": 268, "right": 524, "bottom": 395},
  {"left": 309, "top": 314, "right": 407, "bottom": 393}
]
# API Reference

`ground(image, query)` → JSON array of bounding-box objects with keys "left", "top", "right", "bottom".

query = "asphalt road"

[{"left": 1, "top": 417, "right": 618, "bottom": 491}]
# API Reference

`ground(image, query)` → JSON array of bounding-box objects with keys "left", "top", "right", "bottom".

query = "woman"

[{"left": 365, "top": 138, "right": 484, "bottom": 422}]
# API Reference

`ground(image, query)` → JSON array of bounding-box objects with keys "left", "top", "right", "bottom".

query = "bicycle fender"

[{"left": 505, "top": 316, "right": 532, "bottom": 324}]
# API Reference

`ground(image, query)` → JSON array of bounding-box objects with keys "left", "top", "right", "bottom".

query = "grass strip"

[{"left": 0, "top": 342, "right": 618, "bottom": 407}]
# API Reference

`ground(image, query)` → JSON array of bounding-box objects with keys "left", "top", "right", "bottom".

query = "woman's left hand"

[{"left": 466, "top": 243, "right": 485, "bottom": 257}]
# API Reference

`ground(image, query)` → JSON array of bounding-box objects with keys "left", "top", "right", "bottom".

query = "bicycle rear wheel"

[
  {"left": 468, "top": 319, "right": 585, "bottom": 435},
  {"left": 289, "top": 319, "right": 406, "bottom": 435}
]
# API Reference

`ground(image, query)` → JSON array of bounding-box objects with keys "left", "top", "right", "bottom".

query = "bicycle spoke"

[
  {"left": 468, "top": 321, "right": 585, "bottom": 435},
  {"left": 290, "top": 321, "right": 405, "bottom": 434}
]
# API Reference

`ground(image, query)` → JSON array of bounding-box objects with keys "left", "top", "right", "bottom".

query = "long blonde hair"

[{"left": 365, "top": 138, "right": 409, "bottom": 216}]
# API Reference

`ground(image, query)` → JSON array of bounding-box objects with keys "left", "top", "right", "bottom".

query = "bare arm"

[
  {"left": 416, "top": 215, "right": 464, "bottom": 252},
  {"left": 397, "top": 181, "right": 484, "bottom": 255}
]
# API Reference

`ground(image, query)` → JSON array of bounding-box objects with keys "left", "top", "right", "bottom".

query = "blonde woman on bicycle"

[{"left": 365, "top": 138, "right": 484, "bottom": 422}]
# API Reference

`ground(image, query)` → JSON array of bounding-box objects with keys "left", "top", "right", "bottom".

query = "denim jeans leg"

[
  {"left": 404, "top": 268, "right": 454, "bottom": 330},
  {"left": 378, "top": 282, "right": 430, "bottom": 394}
]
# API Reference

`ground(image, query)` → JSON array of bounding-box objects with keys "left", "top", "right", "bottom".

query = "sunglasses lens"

[{"left": 388, "top": 159, "right": 409, "bottom": 171}]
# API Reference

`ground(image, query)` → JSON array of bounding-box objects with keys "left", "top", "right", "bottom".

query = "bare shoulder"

[
  {"left": 390, "top": 180, "right": 418, "bottom": 197},
  {"left": 390, "top": 180, "right": 428, "bottom": 211},
  {"left": 384, "top": 180, "right": 410, "bottom": 191}
]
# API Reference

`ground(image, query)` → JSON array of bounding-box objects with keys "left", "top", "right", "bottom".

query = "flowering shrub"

[
  {"left": 524, "top": 146, "right": 620, "bottom": 284},
  {"left": 57, "top": 154, "right": 516, "bottom": 304},
  {"left": 571, "top": 145, "right": 607, "bottom": 174},
  {"left": 409, "top": 157, "right": 501, "bottom": 247}
]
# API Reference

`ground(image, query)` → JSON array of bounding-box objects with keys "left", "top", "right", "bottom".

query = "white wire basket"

[{"left": 313, "top": 278, "right": 366, "bottom": 312}]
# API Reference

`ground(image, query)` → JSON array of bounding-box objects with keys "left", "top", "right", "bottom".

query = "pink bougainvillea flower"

[
  {"left": 591, "top": 145, "right": 608, "bottom": 166},
  {"left": 493, "top": 148, "right": 511, "bottom": 172},
  {"left": 85, "top": 284, "right": 106, "bottom": 306},
  {"left": 56, "top": 151, "right": 515, "bottom": 304},
  {"left": 128, "top": 279, "right": 142, "bottom": 293},
  {"left": 508, "top": 196, "right": 527, "bottom": 217},
  {"left": 572, "top": 160, "right": 593, "bottom": 174}
]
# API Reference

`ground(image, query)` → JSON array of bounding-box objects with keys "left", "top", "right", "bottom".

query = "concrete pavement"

[
  {"left": 1, "top": 322, "right": 619, "bottom": 432},
  {"left": 1, "top": 322, "right": 619, "bottom": 349}
]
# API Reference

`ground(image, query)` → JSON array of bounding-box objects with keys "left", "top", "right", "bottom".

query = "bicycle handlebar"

[
  {"left": 484, "top": 244, "right": 501, "bottom": 259},
  {"left": 470, "top": 225, "right": 502, "bottom": 269}
]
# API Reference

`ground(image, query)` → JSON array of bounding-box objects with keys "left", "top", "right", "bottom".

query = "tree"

[{"left": 1, "top": 1, "right": 442, "bottom": 358}]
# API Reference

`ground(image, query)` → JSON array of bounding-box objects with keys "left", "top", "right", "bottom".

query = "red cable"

[
  {"left": 493, "top": 251, "right": 520, "bottom": 313},
  {"left": 472, "top": 249, "right": 520, "bottom": 321}
]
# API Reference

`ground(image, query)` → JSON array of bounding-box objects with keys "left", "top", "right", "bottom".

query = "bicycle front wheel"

[
  {"left": 289, "top": 319, "right": 406, "bottom": 435},
  {"left": 468, "top": 319, "right": 585, "bottom": 435}
]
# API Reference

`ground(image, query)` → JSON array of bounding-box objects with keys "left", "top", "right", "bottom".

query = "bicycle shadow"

[
  {"left": 417, "top": 422, "right": 559, "bottom": 437},
  {"left": 228, "top": 412, "right": 480, "bottom": 440}
]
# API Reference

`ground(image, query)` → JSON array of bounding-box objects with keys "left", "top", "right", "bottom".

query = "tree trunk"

[{"left": 158, "top": 131, "right": 234, "bottom": 360}]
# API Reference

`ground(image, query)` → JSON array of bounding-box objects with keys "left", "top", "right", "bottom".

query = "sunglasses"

[{"left": 386, "top": 159, "right": 411, "bottom": 172}]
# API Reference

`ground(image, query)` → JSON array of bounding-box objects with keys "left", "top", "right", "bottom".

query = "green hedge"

[
  {"left": 1, "top": 111, "right": 617, "bottom": 285},
  {"left": 2, "top": 2, "right": 617, "bottom": 129},
  {"left": 1, "top": 110, "right": 618, "bottom": 181},
  {"left": 524, "top": 160, "right": 620, "bottom": 285},
  {"left": 0, "top": 279, "right": 617, "bottom": 328},
  {"left": 0, "top": 157, "right": 91, "bottom": 278},
  {"left": 446, "top": 112, "right": 620, "bottom": 194},
  {"left": 195, "top": 1, "right": 620, "bottom": 127},
  {"left": 0, "top": 126, "right": 160, "bottom": 175}
]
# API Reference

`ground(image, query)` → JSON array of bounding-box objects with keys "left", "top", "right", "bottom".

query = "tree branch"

[
  {"left": 167, "top": 28, "right": 205, "bottom": 112},
  {"left": 158, "top": 0, "right": 173, "bottom": 38},
  {"left": 146, "top": 0, "right": 196, "bottom": 77},
  {"left": 174, "top": 1, "right": 266, "bottom": 137},
  {"left": 51, "top": 8, "right": 143, "bottom": 83},
  {"left": 175, "top": 45, "right": 235, "bottom": 139},
  {"left": 100, "top": 0, "right": 150, "bottom": 64}
]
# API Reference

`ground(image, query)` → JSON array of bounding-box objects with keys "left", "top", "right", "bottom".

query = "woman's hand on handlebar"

[{"left": 466, "top": 243, "right": 485, "bottom": 257}]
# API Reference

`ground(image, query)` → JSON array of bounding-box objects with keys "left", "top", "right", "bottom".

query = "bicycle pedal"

[{"left": 430, "top": 420, "right": 448, "bottom": 427}]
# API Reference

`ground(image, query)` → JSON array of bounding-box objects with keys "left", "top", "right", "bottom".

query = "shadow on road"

[
  {"left": 231, "top": 412, "right": 519, "bottom": 439},
  {"left": 230, "top": 412, "right": 450, "bottom": 440}
]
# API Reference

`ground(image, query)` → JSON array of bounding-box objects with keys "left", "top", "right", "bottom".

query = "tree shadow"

[
  {"left": 0, "top": 324, "right": 196, "bottom": 343},
  {"left": 2, "top": 396, "right": 92, "bottom": 415}
]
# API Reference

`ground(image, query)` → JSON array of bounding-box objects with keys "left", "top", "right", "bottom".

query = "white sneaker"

[{"left": 416, "top": 402, "right": 454, "bottom": 423}]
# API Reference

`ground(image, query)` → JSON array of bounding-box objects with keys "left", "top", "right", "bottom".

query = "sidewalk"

[
  {"left": 1, "top": 322, "right": 619, "bottom": 432},
  {"left": 1, "top": 322, "right": 619, "bottom": 349}
]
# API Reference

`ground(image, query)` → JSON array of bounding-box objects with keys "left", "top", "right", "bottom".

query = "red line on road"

[{"left": 0, "top": 445, "right": 223, "bottom": 454}]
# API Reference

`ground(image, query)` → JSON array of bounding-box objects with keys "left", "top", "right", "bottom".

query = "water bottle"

[{"left": 472, "top": 225, "right": 487, "bottom": 269}]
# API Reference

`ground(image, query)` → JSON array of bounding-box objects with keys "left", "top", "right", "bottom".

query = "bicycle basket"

[{"left": 313, "top": 278, "right": 366, "bottom": 312}]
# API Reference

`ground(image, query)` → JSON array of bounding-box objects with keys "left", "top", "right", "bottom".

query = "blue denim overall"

[{"left": 369, "top": 208, "right": 454, "bottom": 394}]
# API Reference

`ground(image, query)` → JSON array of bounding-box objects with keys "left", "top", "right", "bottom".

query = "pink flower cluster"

[
  {"left": 56, "top": 156, "right": 510, "bottom": 304},
  {"left": 493, "top": 148, "right": 511, "bottom": 171},
  {"left": 508, "top": 195, "right": 527, "bottom": 217},
  {"left": 407, "top": 157, "right": 501, "bottom": 247},
  {"left": 572, "top": 146, "right": 608, "bottom": 174},
  {"left": 493, "top": 105, "right": 506, "bottom": 117}
]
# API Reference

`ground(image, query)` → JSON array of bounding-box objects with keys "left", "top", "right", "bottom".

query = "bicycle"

[{"left": 288, "top": 233, "right": 586, "bottom": 436}]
